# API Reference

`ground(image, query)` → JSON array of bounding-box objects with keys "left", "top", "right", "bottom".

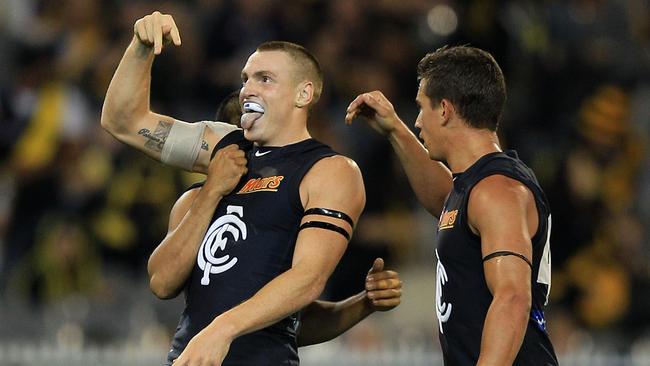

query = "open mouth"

[{"left": 241, "top": 102, "right": 265, "bottom": 129}]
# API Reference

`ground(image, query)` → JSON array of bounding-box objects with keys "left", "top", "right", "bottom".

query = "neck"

[
  {"left": 445, "top": 128, "right": 501, "bottom": 173},
  {"left": 257, "top": 112, "right": 311, "bottom": 147},
  {"left": 260, "top": 129, "right": 311, "bottom": 147}
]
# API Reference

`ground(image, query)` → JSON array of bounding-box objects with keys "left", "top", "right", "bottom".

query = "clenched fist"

[
  {"left": 204, "top": 144, "right": 248, "bottom": 197},
  {"left": 133, "top": 11, "right": 182, "bottom": 55}
]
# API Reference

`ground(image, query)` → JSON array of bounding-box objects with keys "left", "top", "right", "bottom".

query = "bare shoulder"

[
  {"left": 303, "top": 155, "right": 364, "bottom": 194},
  {"left": 470, "top": 174, "right": 533, "bottom": 210},
  {"left": 467, "top": 174, "right": 536, "bottom": 236},
  {"left": 307, "top": 155, "right": 362, "bottom": 179},
  {"left": 300, "top": 155, "right": 366, "bottom": 221}
]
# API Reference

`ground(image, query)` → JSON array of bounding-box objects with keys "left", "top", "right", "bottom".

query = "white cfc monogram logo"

[
  {"left": 197, "top": 205, "right": 247, "bottom": 285},
  {"left": 435, "top": 249, "right": 452, "bottom": 333}
]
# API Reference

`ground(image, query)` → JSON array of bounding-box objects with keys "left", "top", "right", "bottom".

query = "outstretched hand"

[
  {"left": 365, "top": 258, "right": 402, "bottom": 311},
  {"left": 133, "top": 11, "right": 182, "bottom": 55},
  {"left": 345, "top": 91, "right": 401, "bottom": 136}
]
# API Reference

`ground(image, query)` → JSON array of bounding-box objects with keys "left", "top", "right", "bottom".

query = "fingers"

[
  {"left": 134, "top": 11, "right": 182, "bottom": 51},
  {"left": 367, "top": 288, "right": 402, "bottom": 301},
  {"left": 218, "top": 144, "right": 246, "bottom": 161},
  {"left": 366, "top": 273, "right": 401, "bottom": 291},
  {"left": 368, "top": 257, "right": 384, "bottom": 274},
  {"left": 345, "top": 91, "right": 389, "bottom": 124},
  {"left": 144, "top": 14, "right": 154, "bottom": 45},
  {"left": 368, "top": 297, "right": 401, "bottom": 308},
  {"left": 152, "top": 11, "right": 163, "bottom": 54},
  {"left": 210, "top": 145, "right": 248, "bottom": 182},
  {"left": 165, "top": 14, "right": 182, "bottom": 45},
  {"left": 344, "top": 94, "right": 366, "bottom": 124}
]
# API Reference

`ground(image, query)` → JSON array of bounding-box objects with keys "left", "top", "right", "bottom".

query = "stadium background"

[{"left": 0, "top": 0, "right": 649, "bottom": 365}]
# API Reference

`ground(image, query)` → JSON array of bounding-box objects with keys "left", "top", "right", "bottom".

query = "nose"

[
  {"left": 240, "top": 79, "right": 257, "bottom": 100},
  {"left": 415, "top": 111, "right": 422, "bottom": 129}
]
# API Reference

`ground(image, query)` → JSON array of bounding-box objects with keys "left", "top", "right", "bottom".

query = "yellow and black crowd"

[{"left": 0, "top": 0, "right": 648, "bottom": 361}]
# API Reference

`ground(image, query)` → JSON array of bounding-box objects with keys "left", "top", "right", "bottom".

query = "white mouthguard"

[{"left": 243, "top": 102, "right": 265, "bottom": 114}]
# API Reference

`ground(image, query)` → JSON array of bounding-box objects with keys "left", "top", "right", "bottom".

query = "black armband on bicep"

[
  {"left": 299, "top": 221, "right": 350, "bottom": 240},
  {"left": 299, "top": 207, "right": 355, "bottom": 240},
  {"left": 303, "top": 207, "right": 354, "bottom": 227},
  {"left": 482, "top": 250, "right": 533, "bottom": 269}
]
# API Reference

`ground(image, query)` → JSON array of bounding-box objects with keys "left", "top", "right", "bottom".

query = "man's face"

[
  {"left": 415, "top": 79, "right": 443, "bottom": 160},
  {"left": 239, "top": 50, "right": 299, "bottom": 145}
]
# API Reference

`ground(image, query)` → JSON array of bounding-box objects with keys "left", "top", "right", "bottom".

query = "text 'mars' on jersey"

[
  {"left": 166, "top": 130, "right": 338, "bottom": 366},
  {"left": 435, "top": 150, "right": 558, "bottom": 366}
]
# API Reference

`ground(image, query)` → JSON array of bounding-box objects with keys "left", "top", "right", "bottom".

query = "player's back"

[{"left": 435, "top": 150, "right": 558, "bottom": 366}]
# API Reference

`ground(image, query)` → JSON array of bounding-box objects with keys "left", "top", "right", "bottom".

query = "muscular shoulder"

[
  {"left": 302, "top": 155, "right": 364, "bottom": 196},
  {"left": 468, "top": 174, "right": 535, "bottom": 235},
  {"left": 300, "top": 155, "right": 366, "bottom": 221},
  {"left": 470, "top": 175, "right": 533, "bottom": 211},
  {"left": 472, "top": 175, "right": 532, "bottom": 206}
]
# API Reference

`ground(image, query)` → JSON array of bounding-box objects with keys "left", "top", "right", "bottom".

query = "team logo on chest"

[
  {"left": 438, "top": 209, "right": 458, "bottom": 231},
  {"left": 197, "top": 205, "right": 247, "bottom": 285},
  {"left": 237, "top": 176, "right": 284, "bottom": 194}
]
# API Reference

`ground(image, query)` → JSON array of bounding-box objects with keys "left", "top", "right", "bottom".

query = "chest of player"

[
  {"left": 436, "top": 182, "right": 482, "bottom": 267},
  {"left": 190, "top": 155, "right": 306, "bottom": 286},
  {"left": 215, "top": 155, "right": 305, "bottom": 232}
]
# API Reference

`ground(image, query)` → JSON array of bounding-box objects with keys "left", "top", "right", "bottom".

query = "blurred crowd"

[{"left": 0, "top": 0, "right": 649, "bottom": 360}]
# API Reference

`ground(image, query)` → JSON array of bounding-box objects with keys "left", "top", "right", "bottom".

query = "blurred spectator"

[{"left": 0, "top": 0, "right": 648, "bottom": 360}]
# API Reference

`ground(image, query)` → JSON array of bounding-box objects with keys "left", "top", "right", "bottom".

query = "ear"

[
  {"left": 439, "top": 99, "right": 456, "bottom": 126},
  {"left": 295, "top": 81, "right": 314, "bottom": 108}
]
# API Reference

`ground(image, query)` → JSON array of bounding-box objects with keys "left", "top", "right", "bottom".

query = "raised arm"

[
  {"left": 147, "top": 145, "right": 247, "bottom": 299},
  {"left": 100, "top": 11, "right": 236, "bottom": 174},
  {"left": 297, "top": 258, "right": 401, "bottom": 347},
  {"left": 468, "top": 175, "right": 537, "bottom": 365},
  {"left": 173, "top": 155, "right": 365, "bottom": 366},
  {"left": 345, "top": 91, "right": 452, "bottom": 217}
]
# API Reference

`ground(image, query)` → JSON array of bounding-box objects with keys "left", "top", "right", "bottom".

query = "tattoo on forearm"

[
  {"left": 138, "top": 121, "right": 172, "bottom": 152},
  {"left": 201, "top": 140, "right": 209, "bottom": 151}
]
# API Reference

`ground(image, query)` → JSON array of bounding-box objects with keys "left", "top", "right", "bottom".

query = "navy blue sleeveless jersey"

[
  {"left": 165, "top": 130, "right": 338, "bottom": 366},
  {"left": 435, "top": 150, "right": 558, "bottom": 365}
]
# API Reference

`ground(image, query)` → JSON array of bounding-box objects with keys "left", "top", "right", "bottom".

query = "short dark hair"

[
  {"left": 257, "top": 41, "right": 324, "bottom": 105},
  {"left": 417, "top": 46, "right": 506, "bottom": 131},
  {"left": 215, "top": 90, "right": 242, "bottom": 126}
]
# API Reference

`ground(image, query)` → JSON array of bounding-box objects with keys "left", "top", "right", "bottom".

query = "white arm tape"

[
  {"left": 204, "top": 120, "right": 239, "bottom": 135},
  {"left": 161, "top": 120, "right": 206, "bottom": 171}
]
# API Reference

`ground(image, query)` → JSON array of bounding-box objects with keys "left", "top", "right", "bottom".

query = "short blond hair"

[{"left": 257, "top": 41, "right": 323, "bottom": 106}]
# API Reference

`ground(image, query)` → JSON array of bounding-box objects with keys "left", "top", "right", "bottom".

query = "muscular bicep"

[
  {"left": 468, "top": 175, "right": 536, "bottom": 295},
  {"left": 292, "top": 156, "right": 366, "bottom": 282},
  {"left": 105, "top": 112, "right": 176, "bottom": 161},
  {"left": 107, "top": 111, "right": 237, "bottom": 174}
]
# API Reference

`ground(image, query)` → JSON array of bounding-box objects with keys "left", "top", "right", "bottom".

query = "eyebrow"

[{"left": 241, "top": 70, "right": 279, "bottom": 80}]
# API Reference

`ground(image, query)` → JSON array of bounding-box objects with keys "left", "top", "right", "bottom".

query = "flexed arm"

[
  {"left": 345, "top": 91, "right": 452, "bottom": 217},
  {"left": 101, "top": 11, "right": 236, "bottom": 174}
]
